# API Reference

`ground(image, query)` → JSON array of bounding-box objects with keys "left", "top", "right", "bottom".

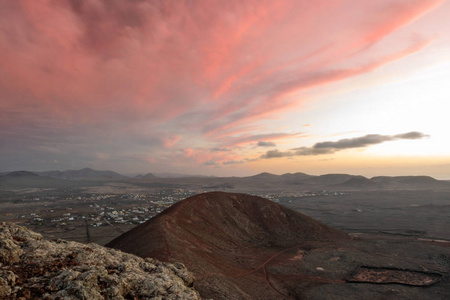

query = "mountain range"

[
  {"left": 1, "top": 168, "right": 449, "bottom": 192},
  {"left": 37, "top": 167, "right": 126, "bottom": 179}
]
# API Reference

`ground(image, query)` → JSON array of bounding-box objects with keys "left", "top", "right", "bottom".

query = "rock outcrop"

[{"left": 0, "top": 222, "right": 201, "bottom": 299}]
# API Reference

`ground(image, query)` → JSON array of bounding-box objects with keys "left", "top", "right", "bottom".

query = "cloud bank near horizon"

[{"left": 261, "top": 132, "right": 429, "bottom": 158}]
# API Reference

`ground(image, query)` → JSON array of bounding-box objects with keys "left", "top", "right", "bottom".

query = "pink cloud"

[
  {"left": 198, "top": 0, "right": 442, "bottom": 137},
  {"left": 0, "top": 0, "right": 445, "bottom": 172},
  {"left": 173, "top": 148, "right": 243, "bottom": 166},
  {"left": 162, "top": 135, "right": 181, "bottom": 149},
  {"left": 1, "top": 1, "right": 441, "bottom": 119}
]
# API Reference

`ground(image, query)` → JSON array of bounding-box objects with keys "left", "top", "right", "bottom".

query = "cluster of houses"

[{"left": 23, "top": 189, "right": 199, "bottom": 229}]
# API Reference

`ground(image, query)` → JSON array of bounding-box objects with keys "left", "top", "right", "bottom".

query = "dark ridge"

[
  {"left": 370, "top": 175, "right": 450, "bottom": 189},
  {"left": 245, "top": 172, "right": 278, "bottom": 179},
  {"left": 5, "top": 171, "right": 39, "bottom": 177},
  {"left": 280, "top": 172, "right": 312, "bottom": 180},
  {"left": 371, "top": 175, "right": 439, "bottom": 184},
  {"left": 335, "top": 176, "right": 379, "bottom": 188},
  {"left": 303, "top": 173, "right": 358, "bottom": 185},
  {"left": 140, "top": 173, "right": 157, "bottom": 179},
  {"left": 135, "top": 173, "right": 158, "bottom": 179},
  {"left": 39, "top": 168, "right": 126, "bottom": 179}
]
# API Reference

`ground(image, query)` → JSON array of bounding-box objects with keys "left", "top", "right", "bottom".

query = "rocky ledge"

[{"left": 0, "top": 222, "right": 201, "bottom": 299}]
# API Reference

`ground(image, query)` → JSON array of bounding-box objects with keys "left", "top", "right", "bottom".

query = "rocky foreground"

[{"left": 0, "top": 222, "right": 201, "bottom": 299}]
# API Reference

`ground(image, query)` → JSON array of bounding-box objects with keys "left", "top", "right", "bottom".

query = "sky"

[{"left": 1, "top": 0, "right": 450, "bottom": 178}]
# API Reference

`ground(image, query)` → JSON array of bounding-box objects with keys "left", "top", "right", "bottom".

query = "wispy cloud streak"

[{"left": 261, "top": 132, "right": 429, "bottom": 158}]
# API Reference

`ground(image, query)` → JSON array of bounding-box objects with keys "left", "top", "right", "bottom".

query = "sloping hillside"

[{"left": 107, "top": 192, "right": 349, "bottom": 299}]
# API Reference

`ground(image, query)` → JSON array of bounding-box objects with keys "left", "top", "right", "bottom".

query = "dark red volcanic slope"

[{"left": 107, "top": 192, "right": 350, "bottom": 299}]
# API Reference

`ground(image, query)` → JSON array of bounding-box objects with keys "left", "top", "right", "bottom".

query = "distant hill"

[
  {"left": 244, "top": 172, "right": 279, "bottom": 180},
  {"left": 2, "top": 169, "right": 450, "bottom": 192},
  {"left": 303, "top": 174, "right": 359, "bottom": 185},
  {"left": 107, "top": 192, "right": 349, "bottom": 299},
  {"left": 38, "top": 168, "right": 126, "bottom": 180},
  {"left": 371, "top": 175, "right": 449, "bottom": 189},
  {"left": 5, "top": 171, "right": 39, "bottom": 177},
  {"left": 372, "top": 175, "right": 438, "bottom": 184},
  {"left": 245, "top": 172, "right": 312, "bottom": 182},
  {"left": 0, "top": 171, "right": 61, "bottom": 189},
  {"left": 0, "top": 168, "right": 128, "bottom": 190},
  {"left": 154, "top": 173, "right": 214, "bottom": 178},
  {"left": 334, "top": 176, "right": 380, "bottom": 189},
  {"left": 136, "top": 173, "right": 158, "bottom": 179},
  {"left": 0, "top": 172, "right": 103, "bottom": 190},
  {"left": 280, "top": 172, "right": 312, "bottom": 181}
]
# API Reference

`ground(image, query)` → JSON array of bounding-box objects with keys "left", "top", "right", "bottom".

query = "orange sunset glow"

[{"left": 1, "top": 0, "right": 450, "bottom": 178}]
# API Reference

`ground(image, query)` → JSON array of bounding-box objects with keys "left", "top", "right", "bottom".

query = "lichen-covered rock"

[
  {"left": 0, "top": 222, "right": 201, "bottom": 299},
  {"left": 0, "top": 238, "right": 22, "bottom": 265}
]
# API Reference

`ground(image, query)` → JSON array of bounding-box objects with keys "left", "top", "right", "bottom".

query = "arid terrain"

[
  {"left": 1, "top": 169, "right": 450, "bottom": 299},
  {"left": 107, "top": 192, "right": 450, "bottom": 300}
]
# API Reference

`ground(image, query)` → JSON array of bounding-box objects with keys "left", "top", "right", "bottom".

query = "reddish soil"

[
  {"left": 107, "top": 192, "right": 450, "bottom": 300},
  {"left": 107, "top": 192, "right": 350, "bottom": 299}
]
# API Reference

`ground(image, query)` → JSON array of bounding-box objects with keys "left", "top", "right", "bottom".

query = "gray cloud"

[
  {"left": 261, "top": 149, "right": 292, "bottom": 158},
  {"left": 293, "top": 147, "right": 333, "bottom": 155},
  {"left": 203, "top": 160, "right": 219, "bottom": 166},
  {"left": 222, "top": 160, "right": 245, "bottom": 165},
  {"left": 261, "top": 131, "right": 429, "bottom": 159},
  {"left": 221, "top": 132, "right": 303, "bottom": 147},
  {"left": 394, "top": 132, "right": 428, "bottom": 139},
  {"left": 211, "top": 148, "right": 231, "bottom": 152},
  {"left": 313, "top": 131, "right": 428, "bottom": 150},
  {"left": 257, "top": 141, "right": 276, "bottom": 147}
]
